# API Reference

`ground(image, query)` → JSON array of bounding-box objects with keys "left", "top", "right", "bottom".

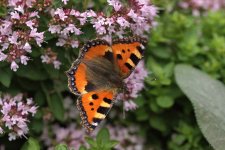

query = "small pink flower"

[
  {"left": 26, "top": 20, "right": 35, "bottom": 29},
  {"left": 53, "top": 60, "right": 61, "bottom": 69},
  {"left": 8, "top": 133, "right": 17, "bottom": 141},
  {"left": 56, "top": 38, "right": 66, "bottom": 46},
  {"left": 29, "top": 106, "right": 38, "bottom": 116},
  {"left": 86, "top": 10, "right": 97, "bottom": 17},
  {"left": 0, "top": 52, "right": 7, "bottom": 61},
  {"left": 30, "top": 28, "right": 44, "bottom": 46},
  {"left": 54, "top": 8, "right": 68, "bottom": 21},
  {"left": 116, "top": 17, "right": 130, "bottom": 28},
  {"left": 10, "top": 11, "right": 20, "bottom": 19},
  {"left": 14, "top": 6, "right": 24, "bottom": 14},
  {"left": 10, "top": 61, "right": 19, "bottom": 71},
  {"left": 105, "top": 18, "right": 114, "bottom": 26},
  {"left": 107, "top": 0, "right": 122, "bottom": 11},
  {"left": 48, "top": 25, "right": 61, "bottom": 34},
  {"left": 29, "top": 11, "right": 39, "bottom": 18},
  {"left": 8, "top": 32, "right": 18, "bottom": 44},
  {"left": 41, "top": 55, "right": 50, "bottom": 63},
  {"left": 0, "top": 127, "right": 3, "bottom": 134},
  {"left": 20, "top": 55, "right": 29, "bottom": 65},
  {"left": 62, "top": 0, "right": 69, "bottom": 5},
  {"left": 23, "top": 42, "right": 32, "bottom": 53},
  {"left": 71, "top": 40, "right": 79, "bottom": 48}
]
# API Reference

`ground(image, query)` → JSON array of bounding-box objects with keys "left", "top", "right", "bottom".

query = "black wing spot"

[
  {"left": 130, "top": 53, "right": 140, "bottom": 65},
  {"left": 85, "top": 82, "right": 95, "bottom": 92},
  {"left": 103, "top": 98, "right": 111, "bottom": 104},
  {"left": 93, "top": 118, "right": 102, "bottom": 123},
  {"left": 91, "top": 108, "right": 94, "bottom": 111},
  {"left": 117, "top": 54, "right": 123, "bottom": 60},
  {"left": 127, "top": 49, "right": 130, "bottom": 52},
  {"left": 122, "top": 49, "right": 126, "bottom": 53},
  {"left": 97, "top": 106, "right": 109, "bottom": 114},
  {"left": 125, "top": 62, "right": 133, "bottom": 70},
  {"left": 136, "top": 46, "right": 143, "bottom": 54},
  {"left": 89, "top": 102, "right": 94, "bottom": 106},
  {"left": 104, "top": 51, "right": 114, "bottom": 62},
  {"left": 92, "top": 94, "right": 98, "bottom": 99}
]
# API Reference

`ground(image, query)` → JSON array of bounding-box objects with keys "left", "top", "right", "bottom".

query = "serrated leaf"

[
  {"left": 175, "top": 64, "right": 225, "bottom": 150},
  {"left": 55, "top": 144, "right": 68, "bottom": 150}
]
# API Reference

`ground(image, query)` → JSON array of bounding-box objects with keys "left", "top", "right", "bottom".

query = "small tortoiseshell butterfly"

[{"left": 66, "top": 37, "right": 147, "bottom": 132}]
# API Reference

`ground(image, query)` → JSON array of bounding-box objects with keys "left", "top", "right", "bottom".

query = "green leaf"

[
  {"left": 96, "top": 128, "right": 110, "bottom": 146},
  {"left": 0, "top": 68, "right": 13, "bottom": 87},
  {"left": 149, "top": 115, "right": 168, "bottom": 132},
  {"left": 30, "top": 119, "right": 43, "bottom": 134},
  {"left": 105, "top": 140, "right": 118, "bottom": 148},
  {"left": 49, "top": 93, "right": 65, "bottom": 122},
  {"left": 175, "top": 64, "right": 225, "bottom": 150},
  {"left": 16, "top": 63, "right": 48, "bottom": 81},
  {"left": 55, "top": 144, "right": 68, "bottom": 150},
  {"left": 156, "top": 96, "right": 174, "bottom": 108},
  {"left": 21, "top": 137, "right": 40, "bottom": 150},
  {"left": 34, "top": 91, "right": 46, "bottom": 106},
  {"left": 44, "top": 65, "right": 60, "bottom": 79},
  {"left": 85, "top": 137, "right": 97, "bottom": 147},
  {"left": 79, "top": 145, "right": 87, "bottom": 150}
]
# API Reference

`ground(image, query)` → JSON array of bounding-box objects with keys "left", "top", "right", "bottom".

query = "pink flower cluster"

[
  {"left": 180, "top": 0, "right": 225, "bottom": 15},
  {"left": 96, "top": 0, "right": 158, "bottom": 40},
  {"left": 48, "top": 8, "right": 89, "bottom": 48},
  {"left": 41, "top": 123, "right": 145, "bottom": 150},
  {"left": 117, "top": 60, "right": 148, "bottom": 111},
  {"left": 41, "top": 123, "right": 87, "bottom": 150},
  {"left": 48, "top": 0, "right": 157, "bottom": 45},
  {"left": 0, "top": 0, "right": 48, "bottom": 71},
  {"left": 108, "top": 125, "right": 145, "bottom": 149},
  {"left": 0, "top": 93, "right": 37, "bottom": 141},
  {"left": 41, "top": 48, "right": 61, "bottom": 69}
]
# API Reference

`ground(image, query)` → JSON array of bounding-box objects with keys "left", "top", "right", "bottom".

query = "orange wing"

[
  {"left": 66, "top": 39, "right": 113, "bottom": 95},
  {"left": 77, "top": 90, "right": 116, "bottom": 132},
  {"left": 112, "top": 37, "right": 147, "bottom": 78}
]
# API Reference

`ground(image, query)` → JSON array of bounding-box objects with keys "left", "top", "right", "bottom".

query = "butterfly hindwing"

[
  {"left": 112, "top": 37, "right": 147, "bottom": 78},
  {"left": 77, "top": 90, "right": 116, "bottom": 132},
  {"left": 67, "top": 39, "right": 113, "bottom": 95}
]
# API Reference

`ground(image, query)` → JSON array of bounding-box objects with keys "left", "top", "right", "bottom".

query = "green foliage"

[
  {"left": 81, "top": 128, "right": 118, "bottom": 150},
  {"left": 55, "top": 144, "right": 69, "bottom": 150},
  {"left": 175, "top": 64, "right": 225, "bottom": 150},
  {"left": 21, "top": 137, "right": 40, "bottom": 150}
]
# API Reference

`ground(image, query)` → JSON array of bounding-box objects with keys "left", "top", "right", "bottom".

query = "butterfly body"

[{"left": 66, "top": 37, "right": 146, "bottom": 132}]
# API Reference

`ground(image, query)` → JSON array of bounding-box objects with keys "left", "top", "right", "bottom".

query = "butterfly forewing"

[
  {"left": 112, "top": 37, "right": 147, "bottom": 78},
  {"left": 67, "top": 39, "right": 113, "bottom": 95}
]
